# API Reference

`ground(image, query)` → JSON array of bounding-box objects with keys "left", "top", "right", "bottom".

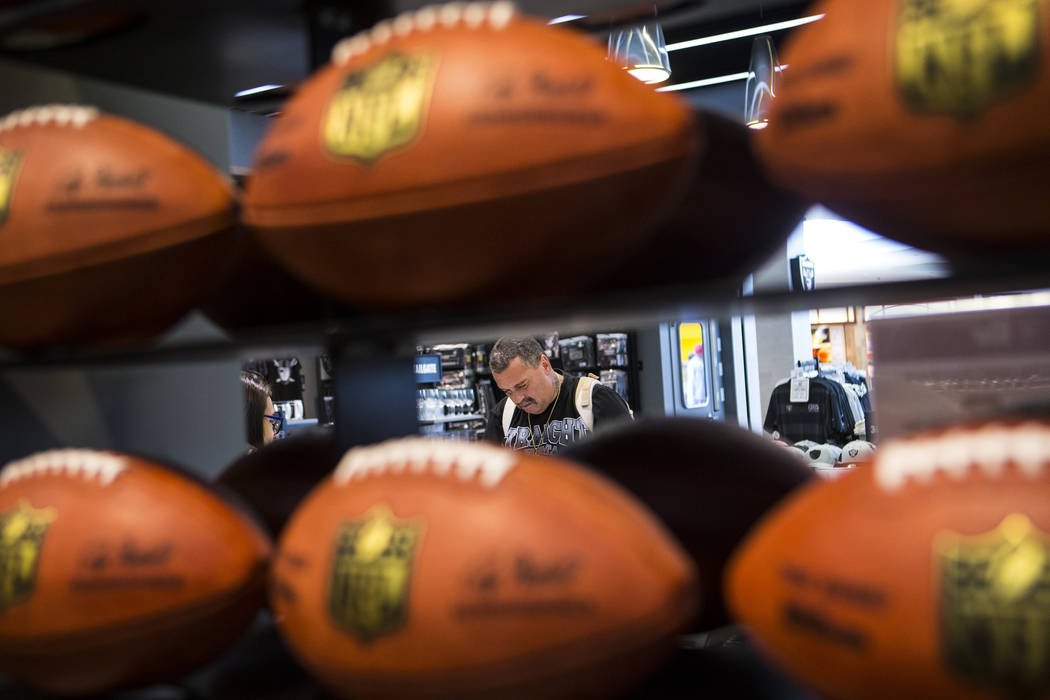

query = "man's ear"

[{"left": 540, "top": 354, "right": 552, "bottom": 374}]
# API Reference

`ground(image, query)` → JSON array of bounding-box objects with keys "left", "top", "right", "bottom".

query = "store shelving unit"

[
  {"left": 419, "top": 413, "right": 486, "bottom": 424},
  {"left": 4, "top": 255, "right": 1047, "bottom": 700},
  {"left": 2, "top": 254, "right": 1046, "bottom": 369}
]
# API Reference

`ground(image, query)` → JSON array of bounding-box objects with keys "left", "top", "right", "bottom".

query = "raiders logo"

[
  {"left": 323, "top": 52, "right": 438, "bottom": 164},
  {"left": 896, "top": 0, "right": 1041, "bottom": 118},
  {"left": 938, "top": 513, "right": 1050, "bottom": 695},
  {"left": 0, "top": 146, "right": 24, "bottom": 228},
  {"left": 0, "top": 500, "right": 57, "bottom": 613},
  {"left": 328, "top": 504, "right": 424, "bottom": 642}
]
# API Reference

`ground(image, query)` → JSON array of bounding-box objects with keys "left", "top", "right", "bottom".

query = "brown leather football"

[
  {"left": 0, "top": 105, "right": 237, "bottom": 349},
  {"left": 727, "top": 419, "right": 1050, "bottom": 699},
  {"left": 270, "top": 438, "right": 699, "bottom": 699},
  {"left": 242, "top": 2, "right": 697, "bottom": 309},
  {"left": 0, "top": 449, "right": 272, "bottom": 695},
  {"left": 755, "top": 0, "right": 1050, "bottom": 258}
]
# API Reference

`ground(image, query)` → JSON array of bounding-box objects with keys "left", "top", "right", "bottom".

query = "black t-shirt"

[
  {"left": 763, "top": 377, "right": 853, "bottom": 445},
  {"left": 483, "top": 373, "right": 632, "bottom": 454}
]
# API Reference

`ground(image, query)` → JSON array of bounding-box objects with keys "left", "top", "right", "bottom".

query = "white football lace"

[
  {"left": 876, "top": 422, "right": 1050, "bottom": 491},
  {"left": 0, "top": 449, "right": 128, "bottom": 487},
  {"left": 0, "top": 105, "right": 99, "bottom": 133},
  {"left": 334, "top": 437, "right": 517, "bottom": 488},
  {"left": 331, "top": 2, "right": 517, "bottom": 65}
]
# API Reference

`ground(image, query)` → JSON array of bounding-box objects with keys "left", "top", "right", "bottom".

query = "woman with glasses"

[{"left": 241, "top": 370, "right": 282, "bottom": 453}]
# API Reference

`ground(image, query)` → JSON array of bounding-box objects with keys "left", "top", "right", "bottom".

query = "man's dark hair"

[
  {"left": 241, "top": 369, "right": 272, "bottom": 450},
  {"left": 490, "top": 336, "right": 544, "bottom": 374}
]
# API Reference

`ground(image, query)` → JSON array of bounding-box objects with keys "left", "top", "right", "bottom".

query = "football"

[
  {"left": 726, "top": 419, "right": 1050, "bottom": 699},
  {"left": 200, "top": 228, "right": 355, "bottom": 332},
  {"left": 588, "top": 110, "right": 809, "bottom": 297},
  {"left": 0, "top": 105, "right": 237, "bottom": 349},
  {"left": 243, "top": 2, "right": 696, "bottom": 308},
  {"left": 562, "top": 417, "right": 814, "bottom": 632},
  {"left": 0, "top": 449, "right": 273, "bottom": 695},
  {"left": 218, "top": 430, "right": 341, "bottom": 538},
  {"left": 270, "top": 438, "right": 699, "bottom": 699},
  {"left": 754, "top": 0, "right": 1050, "bottom": 257}
]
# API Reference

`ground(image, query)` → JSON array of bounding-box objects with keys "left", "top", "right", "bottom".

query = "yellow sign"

[
  {"left": 329, "top": 504, "right": 423, "bottom": 642},
  {"left": 0, "top": 146, "right": 23, "bottom": 228},
  {"left": 0, "top": 500, "right": 56, "bottom": 613},
  {"left": 938, "top": 513, "right": 1050, "bottom": 694},
  {"left": 679, "top": 322, "right": 708, "bottom": 409},
  {"left": 679, "top": 322, "right": 704, "bottom": 363},
  {"left": 323, "top": 52, "right": 438, "bottom": 163},
  {"left": 896, "top": 0, "right": 1040, "bottom": 118}
]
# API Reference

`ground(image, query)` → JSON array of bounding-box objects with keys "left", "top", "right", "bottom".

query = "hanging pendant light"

[
  {"left": 745, "top": 34, "right": 778, "bottom": 129},
  {"left": 608, "top": 21, "right": 671, "bottom": 84}
]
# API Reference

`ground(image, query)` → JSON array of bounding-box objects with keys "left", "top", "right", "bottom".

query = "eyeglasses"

[{"left": 264, "top": 413, "right": 284, "bottom": 437}]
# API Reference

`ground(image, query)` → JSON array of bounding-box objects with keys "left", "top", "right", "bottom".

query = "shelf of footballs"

[
  {"left": 1, "top": 244, "right": 1046, "bottom": 693},
  {"left": 1, "top": 0, "right": 1048, "bottom": 695}
]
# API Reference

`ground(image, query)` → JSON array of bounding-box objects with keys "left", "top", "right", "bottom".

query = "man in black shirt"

[{"left": 483, "top": 336, "right": 632, "bottom": 454}]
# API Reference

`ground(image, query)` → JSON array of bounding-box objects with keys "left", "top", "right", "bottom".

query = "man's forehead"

[{"left": 494, "top": 356, "right": 540, "bottom": 387}]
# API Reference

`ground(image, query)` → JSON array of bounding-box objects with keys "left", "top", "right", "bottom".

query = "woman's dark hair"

[{"left": 241, "top": 370, "right": 272, "bottom": 450}]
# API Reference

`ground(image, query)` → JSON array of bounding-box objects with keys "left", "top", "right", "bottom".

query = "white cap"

[
  {"left": 840, "top": 440, "right": 876, "bottom": 463},
  {"left": 808, "top": 443, "right": 843, "bottom": 465}
]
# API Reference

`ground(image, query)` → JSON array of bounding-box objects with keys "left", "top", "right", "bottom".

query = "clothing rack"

[{"left": 767, "top": 359, "right": 871, "bottom": 446}]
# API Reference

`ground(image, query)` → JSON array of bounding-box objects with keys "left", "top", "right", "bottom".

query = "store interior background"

[{"left": 0, "top": 0, "right": 1045, "bottom": 477}]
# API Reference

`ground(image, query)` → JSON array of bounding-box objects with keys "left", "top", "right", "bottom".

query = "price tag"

[{"left": 790, "top": 377, "right": 810, "bottom": 403}]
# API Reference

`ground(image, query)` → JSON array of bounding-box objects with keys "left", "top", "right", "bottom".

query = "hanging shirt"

[{"left": 764, "top": 377, "right": 853, "bottom": 445}]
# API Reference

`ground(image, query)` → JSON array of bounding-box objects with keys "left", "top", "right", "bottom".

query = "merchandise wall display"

[{"left": 416, "top": 342, "right": 485, "bottom": 441}]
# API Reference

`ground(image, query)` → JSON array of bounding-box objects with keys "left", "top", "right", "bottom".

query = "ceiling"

[{"left": 0, "top": 0, "right": 811, "bottom": 107}]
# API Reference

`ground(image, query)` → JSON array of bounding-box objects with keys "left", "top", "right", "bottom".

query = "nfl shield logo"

[
  {"left": 0, "top": 500, "right": 56, "bottom": 613},
  {"left": 895, "top": 0, "right": 1040, "bottom": 118},
  {"left": 328, "top": 505, "right": 423, "bottom": 642},
  {"left": 938, "top": 513, "right": 1050, "bottom": 695},
  {"left": 322, "top": 52, "right": 438, "bottom": 164},
  {"left": 0, "top": 146, "right": 23, "bottom": 228}
]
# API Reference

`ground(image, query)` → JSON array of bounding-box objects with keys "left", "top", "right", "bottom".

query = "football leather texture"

[
  {"left": 270, "top": 438, "right": 699, "bottom": 699},
  {"left": 0, "top": 449, "right": 273, "bottom": 695},
  {"left": 243, "top": 2, "right": 696, "bottom": 308},
  {"left": 754, "top": 0, "right": 1050, "bottom": 258},
  {"left": 727, "top": 420, "right": 1050, "bottom": 699},
  {"left": 0, "top": 105, "right": 236, "bottom": 348}
]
